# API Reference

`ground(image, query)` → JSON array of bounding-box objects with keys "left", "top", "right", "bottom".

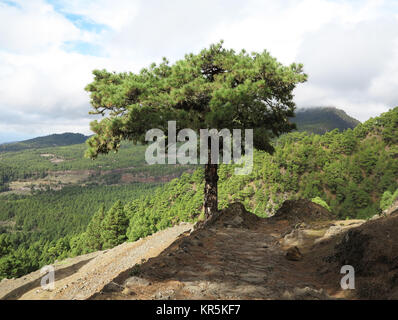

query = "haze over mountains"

[{"left": 0, "top": 107, "right": 360, "bottom": 152}]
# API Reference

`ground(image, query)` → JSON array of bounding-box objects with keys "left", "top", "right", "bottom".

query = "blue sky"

[{"left": 0, "top": 0, "right": 398, "bottom": 143}]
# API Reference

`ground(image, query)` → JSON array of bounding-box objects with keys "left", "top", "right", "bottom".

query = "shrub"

[
  {"left": 380, "top": 189, "right": 398, "bottom": 211},
  {"left": 311, "top": 196, "right": 331, "bottom": 211}
]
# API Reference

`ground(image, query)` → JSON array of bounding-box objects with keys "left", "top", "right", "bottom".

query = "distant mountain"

[
  {"left": 0, "top": 107, "right": 359, "bottom": 152},
  {"left": 0, "top": 133, "right": 90, "bottom": 153},
  {"left": 292, "top": 107, "right": 361, "bottom": 135}
]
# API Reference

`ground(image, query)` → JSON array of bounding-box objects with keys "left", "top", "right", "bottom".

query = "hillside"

[
  {"left": 0, "top": 142, "right": 192, "bottom": 280},
  {"left": 0, "top": 133, "right": 90, "bottom": 153},
  {"left": 293, "top": 107, "right": 361, "bottom": 134},
  {"left": 0, "top": 141, "right": 192, "bottom": 193},
  {"left": 2, "top": 200, "right": 398, "bottom": 300},
  {"left": 0, "top": 222, "right": 193, "bottom": 300}
]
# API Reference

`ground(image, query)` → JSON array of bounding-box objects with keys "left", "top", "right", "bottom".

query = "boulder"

[
  {"left": 102, "top": 281, "right": 123, "bottom": 293},
  {"left": 325, "top": 214, "right": 398, "bottom": 299},
  {"left": 282, "top": 287, "right": 331, "bottom": 300},
  {"left": 124, "top": 276, "right": 151, "bottom": 287},
  {"left": 272, "top": 199, "right": 335, "bottom": 223},
  {"left": 195, "top": 202, "right": 262, "bottom": 230}
]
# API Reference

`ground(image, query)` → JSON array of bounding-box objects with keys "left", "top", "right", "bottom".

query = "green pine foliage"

[
  {"left": 311, "top": 197, "right": 331, "bottom": 211},
  {"left": 85, "top": 205, "right": 106, "bottom": 251},
  {"left": 100, "top": 201, "right": 129, "bottom": 249},
  {"left": 380, "top": 189, "right": 398, "bottom": 211},
  {"left": 84, "top": 42, "right": 307, "bottom": 159}
]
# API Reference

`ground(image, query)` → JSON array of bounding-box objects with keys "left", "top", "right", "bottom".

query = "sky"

[{"left": 0, "top": 0, "right": 398, "bottom": 143}]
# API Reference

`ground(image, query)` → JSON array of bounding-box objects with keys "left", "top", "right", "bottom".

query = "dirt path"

[
  {"left": 0, "top": 251, "right": 101, "bottom": 300},
  {"left": 0, "top": 223, "right": 192, "bottom": 300},
  {"left": 92, "top": 203, "right": 365, "bottom": 300}
]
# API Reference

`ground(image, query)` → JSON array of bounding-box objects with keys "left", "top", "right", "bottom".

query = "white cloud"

[
  {"left": 0, "top": 0, "right": 397, "bottom": 140},
  {"left": 209, "top": 0, "right": 350, "bottom": 64},
  {"left": 297, "top": 19, "right": 398, "bottom": 89},
  {"left": 368, "top": 37, "right": 398, "bottom": 106},
  {"left": 294, "top": 14, "right": 398, "bottom": 120},
  {"left": 0, "top": 116, "right": 94, "bottom": 136},
  {"left": 0, "top": 0, "right": 83, "bottom": 53},
  {"left": 54, "top": 0, "right": 140, "bottom": 31},
  {"left": 0, "top": 0, "right": 134, "bottom": 139}
]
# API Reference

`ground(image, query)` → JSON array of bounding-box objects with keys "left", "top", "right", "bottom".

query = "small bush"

[
  {"left": 380, "top": 189, "right": 398, "bottom": 211},
  {"left": 129, "top": 264, "right": 141, "bottom": 276},
  {"left": 311, "top": 196, "right": 331, "bottom": 211}
]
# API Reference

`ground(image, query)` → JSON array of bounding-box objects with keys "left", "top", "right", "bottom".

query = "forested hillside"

[
  {"left": 0, "top": 183, "right": 159, "bottom": 279},
  {"left": 0, "top": 141, "right": 191, "bottom": 193},
  {"left": 294, "top": 107, "right": 361, "bottom": 134},
  {"left": 0, "top": 141, "right": 192, "bottom": 279},
  {"left": 113, "top": 107, "right": 397, "bottom": 244}
]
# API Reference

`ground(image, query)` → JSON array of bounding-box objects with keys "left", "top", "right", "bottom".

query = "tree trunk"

[{"left": 204, "top": 146, "right": 218, "bottom": 219}]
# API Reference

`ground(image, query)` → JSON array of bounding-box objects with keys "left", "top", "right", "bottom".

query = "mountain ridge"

[
  {"left": 0, "top": 133, "right": 90, "bottom": 153},
  {"left": 293, "top": 106, "right": 361, "bottom": 135}
]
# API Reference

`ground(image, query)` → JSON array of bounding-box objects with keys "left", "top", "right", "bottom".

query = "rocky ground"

[
  {"left": 2, "top": 200, "right": 398, "bottom": 300},
  {"left": 0, "top": 223, "right": 193, "bottom": 300}
]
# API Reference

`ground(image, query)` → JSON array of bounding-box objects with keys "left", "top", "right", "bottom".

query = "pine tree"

[
  {"left": 84, "top": 42, "right": 307, "bottom": 218},
  {"left": 85, "top": 205, "right": 106, "bottom": 251},
  {"left": 380, "top": 190, "right": 393, "bottom": 210},
  {"left": 101, "top": 201, "right": 128, "bottom": 249}
]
